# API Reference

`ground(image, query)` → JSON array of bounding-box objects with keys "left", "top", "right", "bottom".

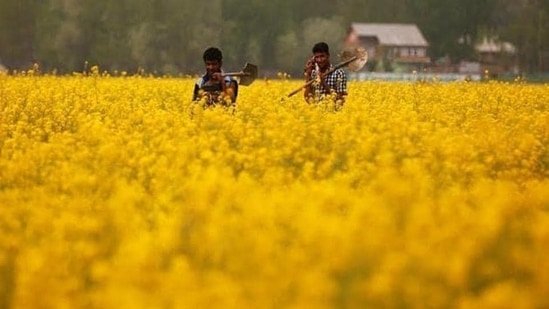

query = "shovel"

[
  {"left": 287, "top": 47, "right": 368, "bottom": 98},
  {"left": 222, "top": 62, "right": 258, "bottom": 86}
]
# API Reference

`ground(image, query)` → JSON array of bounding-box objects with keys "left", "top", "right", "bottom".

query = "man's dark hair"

[
  {"left": 203, "top": 47, "right": 223, "bottom": 62},
  {"left": 312, "top": 42, "right": 330, "bottom": 55}
]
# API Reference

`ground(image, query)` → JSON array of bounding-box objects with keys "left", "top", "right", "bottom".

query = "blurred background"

[{"left": 0, "top": 0, "right": 548, "bottom": 80}]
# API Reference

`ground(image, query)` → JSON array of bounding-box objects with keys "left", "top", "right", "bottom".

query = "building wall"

[{"left": 344, "top": 31, "right": 430, "bottom": 72}]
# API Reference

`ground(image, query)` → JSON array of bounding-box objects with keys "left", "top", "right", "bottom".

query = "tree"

[
  {"left": 0, "top": 0, "right": 546, "bottom": 74},
  {"left": 406, "top": 0, "right": 497, "bottom": 62},
  {"left": 336, "top": 0, "right": 410, "bottom": 23},
  {"left": 275, "top": 30, "right": 300, "bottom": 76},
  {"left": 496, "top": 0, "right": 549, "bottom": 73},
  {"left": 0, "top": 0, "right": 39, "bottom": 70},
  {"left": 222, "top": 0, "right": 295, "bottom": 72},
  {"left": 162, "top": 0, "right": 223, "bottom": 74},
  {"left": 302, "top": 17, "right": 346, "bottom": 59}
]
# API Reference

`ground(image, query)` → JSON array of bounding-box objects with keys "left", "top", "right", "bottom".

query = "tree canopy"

[{"left": 0, "top": 0, "right": 547, "bottom": 75}]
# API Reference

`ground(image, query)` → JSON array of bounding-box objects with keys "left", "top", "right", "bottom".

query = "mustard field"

[{"left": 1, "top": 72, "right": 549, "bottom": 308}]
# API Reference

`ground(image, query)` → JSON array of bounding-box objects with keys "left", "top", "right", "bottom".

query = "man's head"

[
  {"left": 203, "top": 47, "right": 223, "bottom": 74},
  {"left": 312, "top": 42, "right": 330, "bottom": 55},
  {"left": 312, "top": 42, "right": 330, "bottom": 69}
]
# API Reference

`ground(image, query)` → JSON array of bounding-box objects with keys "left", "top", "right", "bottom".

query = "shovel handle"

[
  {"left": 287, "top": 56, "right": 358, "bottom": 98},
  {"left": 222, "top": 72, "right": 250, "bottom": 77},
  {"left": 287, "top": 79, "right": 316, "bottom": 97}
]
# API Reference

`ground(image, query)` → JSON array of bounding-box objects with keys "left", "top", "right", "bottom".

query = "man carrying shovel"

[
  {"left": 286, "top": 43, "right": 367, "bottom": 106},
  {"left": 303, "top": 42, "right": 347, "bottom": 103},
  {"left": 193, "top": 47, "right": 238, "bottom": 106},
  {"left": 193, "top": 47, "right": 258, "bottom": 107}
]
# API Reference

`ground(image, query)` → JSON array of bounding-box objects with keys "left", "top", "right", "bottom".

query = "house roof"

[
  {"left": 350, "top": 23, "right": 429, "bottom": 47},
  {"left": 475, "top": 37, "right": 516, "bottom": 54}
]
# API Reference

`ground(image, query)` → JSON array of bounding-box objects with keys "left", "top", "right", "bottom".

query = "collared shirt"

[
  {"left": 310, "top": 66, "right": 347, "bottom": 100},
  {"left": 192, "top": 71, "right": 238, "bottom": 103}
]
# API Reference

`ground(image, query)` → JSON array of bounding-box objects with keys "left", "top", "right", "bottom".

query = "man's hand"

[
  {"left": 211, "top": 72, "right": 223, "bottom": 82},
  {"left": 304, "top": 58, "right": 315, "bottom": 77},
  {"left": 317, "top": 71, "right": 326, "bottom": 81}
]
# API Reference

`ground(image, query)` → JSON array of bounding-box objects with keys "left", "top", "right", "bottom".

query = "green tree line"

[{"left": 0, "top": 0, "right": 548, "bottom": 75}]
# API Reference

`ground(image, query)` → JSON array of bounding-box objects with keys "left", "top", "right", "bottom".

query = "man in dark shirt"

[
  {"left": 303, "top": 42, "right": 347, "bottom": 103},
  {"left": 193, "top": 47, "right": 238, "bottom": 106}
]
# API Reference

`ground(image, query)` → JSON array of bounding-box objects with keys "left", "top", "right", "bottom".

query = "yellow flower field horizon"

[{"left": 1, "top": 74, "right": 549, "bottom": 308}]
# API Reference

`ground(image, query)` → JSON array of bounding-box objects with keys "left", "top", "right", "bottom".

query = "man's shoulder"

[
  {"left": 223, "top": 76, "right": 237, "bottom": 84},
  {"left": 333, "top": 67, "right": 346, "bottom": 75},
  {"left": 325, "top": 67, "right": 347, "bottom": 79},
  {"left": 196, "top": 73, "right": 207, "bottom": 86}
]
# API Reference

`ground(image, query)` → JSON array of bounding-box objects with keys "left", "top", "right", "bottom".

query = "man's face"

[
  {"left": 313, "top": 52, "right": 330, "bottom": 70},
  {"left": 205, "top": 59, "right": 222, "bottom": 75}
]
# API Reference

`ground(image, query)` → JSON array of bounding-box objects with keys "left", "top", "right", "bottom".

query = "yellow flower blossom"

[{"left": 0, "top": 75, "right": 548, "bottom": 308}]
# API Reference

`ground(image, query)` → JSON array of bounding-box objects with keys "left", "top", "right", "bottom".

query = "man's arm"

[
  {"left": 211, "top": 73, "right": 237, "bottom": 103},
  {"left": 192, "top": 83, "right": 200, "bottom": 101},
  {"left": 224, "top": 78, "right": 238, "bottom": 102},
  {"left": 228, "top": 80, "right": 238, "bottom": 102},
  {"left": 303, "top": 58, "right": 315, "bottom": 100}
]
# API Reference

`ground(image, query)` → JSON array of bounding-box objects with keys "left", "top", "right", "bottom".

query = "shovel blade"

[
  {"left": 239, "top": 63, "right": 258, "bottom": 86},
  {"left": 339, "top": 47, "right": 368, "bottom": 72}
]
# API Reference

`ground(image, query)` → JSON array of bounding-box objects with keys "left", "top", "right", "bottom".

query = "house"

[
  {"left": 474, "top": 37, "right": 518, "bottom": 75},
  {"left": 344, "top": 23, "right": 430, "bottom": 72}
]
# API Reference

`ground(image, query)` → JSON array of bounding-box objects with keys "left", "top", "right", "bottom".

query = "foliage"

[
  {"left": 1, "top": 0, "right": 548, "bottom": 74},
  {"left": 1, "top": 74, "right": 549, "bottom": 307}
]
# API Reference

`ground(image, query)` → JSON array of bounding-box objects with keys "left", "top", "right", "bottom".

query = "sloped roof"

[
  {"left": 475, "top": 37, "right": 516, "bottom": 54},
  {"left": 350, "top": 23, "right": 429, "bottom": 47}
]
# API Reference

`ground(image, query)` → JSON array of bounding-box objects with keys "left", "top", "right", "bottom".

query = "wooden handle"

[
  {"left": 287, "top": 79, "right": 315, "bottom": 97},
  {"left": 222, "top": 72, "right": 250, "bottom": 77},
  {"left": 287, "top": 56, "right": 358, "bottom": 98}
]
